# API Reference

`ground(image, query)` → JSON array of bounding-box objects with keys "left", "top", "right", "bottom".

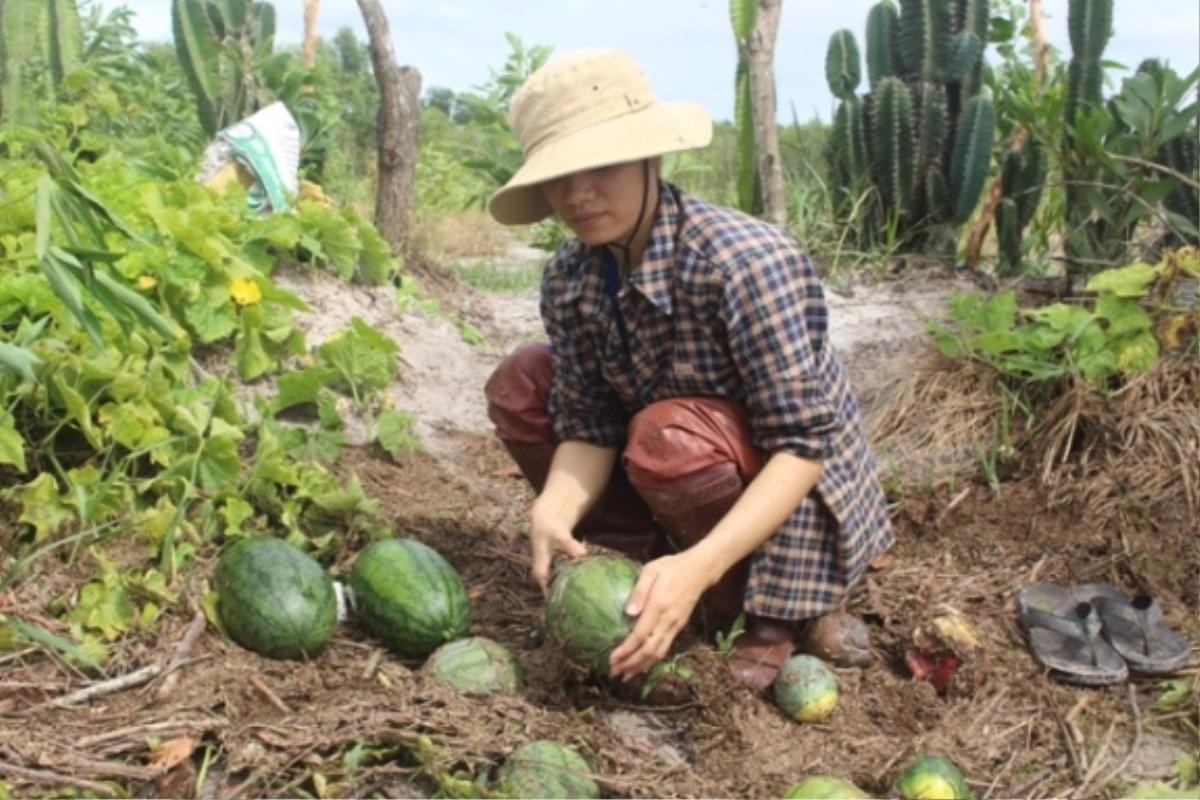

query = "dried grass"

[
  {"left": 1032, "top": 356, "right": 1199, "bottom": 523},
  {"left": 867, "top": 353, "right": 1003, "bottom": 489},
  {"left": 410, "top": 210, "right": 513, "bottom": 262}
]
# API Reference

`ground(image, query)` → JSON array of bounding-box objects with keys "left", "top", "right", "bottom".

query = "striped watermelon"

[
  {"left": 544, "top": 554, "right": 637, "bottom": 673},
  {"left": 495, "top": 740, "right": 599, "bottom": 800},
  {"left": 774, "top": 654, "right": 839, "bottom": 723},
  {"left": 214, "top": 537, "right": 336, "bottom": 660},
  {"left": 349, "top": 538, "right": 472, "bottom": 658},
  {"left": 895, "top": 755, "right": 973, "bottom": 800},
  {"left": 427, "top": 636, "right": 524, "bottom": 695}
]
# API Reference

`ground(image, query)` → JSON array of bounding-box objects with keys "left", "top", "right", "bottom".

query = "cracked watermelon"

[
  {"left": 215, "top": 537, "right": 336, "bottom": 660},
  {"left": 495, "top": 740, "right": 599, "bottom": 800},
  {"left": 544, "top": 554, "right": 638, "bottom": 673},
  {"left": 349, "top": 538, "right": 472, "bottom": 658},
  {"left": 427, "top": 636, "right": 524, "bottom": 695}
]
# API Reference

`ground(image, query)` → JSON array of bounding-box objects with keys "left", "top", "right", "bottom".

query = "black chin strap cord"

[{"left": 605, "top": 159, "right": 652, "bottom": 280}]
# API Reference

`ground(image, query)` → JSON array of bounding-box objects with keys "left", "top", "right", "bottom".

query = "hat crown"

[{"left": 510, "top": 49, "right": 657, "bottom": 158}]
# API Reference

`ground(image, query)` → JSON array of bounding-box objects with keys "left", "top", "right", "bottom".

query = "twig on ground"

[
  {"left": 984, "top": 749, "right": 1020, "bottom": 800},
  {"left": 1047, "top": 690, "right": 1087, "bottom": 781},
  {"left": 1008, "top": 768, "right": 1051, "bottom": 798},
  {"left": 53, "top": 664, "right": 161, "bottom": 706},
  {"left": 0, "top": 759, "right": 116, "bottom": 796},
  {"left": 249, "top": 674, "right": 293, "bottom": 714},
  {"left": 1074, "top": 720, "right": 1117, "bottom": 798},
  {"left": 361, "top": 649, "right": 384, "bottom": 680},
  {"left": 154, "top": 605, "right": 207, "bottom": 698},
  {"left": 1090, "top": 683, "right": 1144, "bottom": 794},
  {"left": 934, "top": 487, "right": 972, "bottom": 526},
  {"left": 76, "top": 718, "right": 228, "bottom": 750}
]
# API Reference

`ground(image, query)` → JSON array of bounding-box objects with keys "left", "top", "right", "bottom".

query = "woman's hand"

[
  {"left": 608, "top": 551, "right": 711, "bottom": 681},
  {"left": 529, "top": 498, "right": 588, "bottom": 592}
]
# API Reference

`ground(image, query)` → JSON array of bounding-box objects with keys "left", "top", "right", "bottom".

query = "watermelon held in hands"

[
  {"left": 544, "top": 554, "right": 638, "bottom": 673},
  {"left": 426, "top": 636, "right": 524, "bottom": 695},
  {"left": 349, "top": 538, "right": 472, "bottom": 659},
  {"left": 214, "top": 537, "right": 336, "bottom": 660},
  {"left": 495, "top": 740, "right": 600, "bottom": 800},
  {"left": 895, "top": 755, "right": 974, "bottom": 800},
  {"left": 773, "top": 654, "right": 839, "bottom": 723},
  {"left": 784, "top": 775, "right": 869, "bottom": 799}
]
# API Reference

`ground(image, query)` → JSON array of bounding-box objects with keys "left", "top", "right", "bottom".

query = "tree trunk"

[
  {"left": 747, "top": 0, "right": 786, "bottom": 226},
  {"left": 355, "top": 0, "right": 421, "bottom": 256},
  {"left": 302, "top": 0, "right": 320, "bottom": 69}
]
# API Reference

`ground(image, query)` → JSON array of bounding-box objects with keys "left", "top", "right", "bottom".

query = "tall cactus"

[
  {"left": 995, "top": 135, "right": 1047, "bottom": 274},
  {"left": 1064, "top": 0, "right": 1112, "bottom": 124},
  {"left": 729, "top": 0, "right": 761, "bottom": 215},
  {"left": 824, "top": 0, "right": 994, "bottom": 250},
  {"left": 0, "top": 0, "right": 81, "bottom": 127},
  {"left": 172, "top": 0, "right": 277, "bottom": 137}
]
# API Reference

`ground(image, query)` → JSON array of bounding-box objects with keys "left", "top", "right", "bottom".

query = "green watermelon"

[
  {"left": 544, "top": 554, "right": 637, "bottom": 673},
  {"left": 495, "top": 740, "right": 599, "bottom": 800},
  {"left": 784, "top": 775, "right": 869, "bottom": 799},
  {"left": 773, "top": 654, "right": 839, "bottom": 723},
  {"left": 427, "top": 636, "right": 524, "bottom": 695},
  {"left": 214, "top": 537, "right": 336, "bottom": 660},
  {"left": 895, "top": 755, "right": 973, "bottom": 800},
  {"left": 349, "top": 538, "right": 472, "bottom": 658}
]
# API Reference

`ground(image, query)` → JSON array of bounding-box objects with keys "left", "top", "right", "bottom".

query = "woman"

[{"left": 483, "top": 48, "right": 893, "bottom": 691}]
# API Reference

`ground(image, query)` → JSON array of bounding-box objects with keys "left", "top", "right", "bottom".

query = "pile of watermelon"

[{"left": 782, "top": 753, "right": 973, "bottom": 799}]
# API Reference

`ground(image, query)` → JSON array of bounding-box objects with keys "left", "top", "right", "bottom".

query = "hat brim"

[{"left": 488, "top": 100, "right": 712, "bottom": 225}]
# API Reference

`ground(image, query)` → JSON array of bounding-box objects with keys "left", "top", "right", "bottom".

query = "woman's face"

[{"left": 539, "top": 161, "right": 651, "bottom": 246}]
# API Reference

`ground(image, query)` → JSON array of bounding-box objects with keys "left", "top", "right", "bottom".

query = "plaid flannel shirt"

[{"left": 540, "top": 182, "right": 892, "bottom": 617}]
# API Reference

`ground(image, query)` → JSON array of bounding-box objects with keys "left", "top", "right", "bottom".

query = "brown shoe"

[
  {"left": 728, "top": 615, "right": 796, "bottom": 691},
  {"left": 798, "top": 611, "right": 873, "bottom": 667}
]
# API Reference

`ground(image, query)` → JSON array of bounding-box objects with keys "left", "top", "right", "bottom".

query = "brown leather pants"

[{"left": 484, "top": 343, "right": 763, "bottom": 625}]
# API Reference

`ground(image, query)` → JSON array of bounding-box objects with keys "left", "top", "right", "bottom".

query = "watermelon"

[
  {"left": 895, "top": 755, "right": 973, "bottom": 800},
  {"left": 495, "top": 740, "right": 599, "bottom": 800},
  {"left": 773, "top": 654, "right": 839, "bottom": 723},
  {"left": 784, "top": 775, "right": 869, "bottom": 799},
  {"left": 427, "top": 636, "right": 524, "bottom": 695},
  {"left": 544, "top": 554, "right": 637, "bottom": 673},
  {"left": 349, "top": 538, "right": 472, "bottom": 658},
  {"left": 214, "top": 537, "right": 336, "bottom": 660}
]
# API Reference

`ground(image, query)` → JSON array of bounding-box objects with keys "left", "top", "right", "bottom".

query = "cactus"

[
  {"left": 0, "top": 0, "right": 81, "bottom": 126},
  {"left": 899, "top": 0, "right": 952, "bottom": 83},
  {"left": 948, "top": 95, "right": 993, "bottom": 224},
  {"left": 1064, "top": 0, "right": 1111, "bottom": 124},
  {"left": 826, "top": 29, "right": 862, "bottom": 100},
  {"left": 996, "top": 136, "right": 1047, "bottom": 273},
  {"left": 866, "top": 1, "right": 901, "bottom": 88},
  {"left": 823, "top": 0, "right": 995, "bottom": 250},
  {"left": 172, "top": 0, "right": 276, "bottom": 137},
  {"left": 872, "top": 77, "right": 915, "bottom": 211},
  {"left": 729, "top": 0, "right": 761, "bottom": 215}
]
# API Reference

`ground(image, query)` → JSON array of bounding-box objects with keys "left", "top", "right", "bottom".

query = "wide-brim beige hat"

[{"left": 488, "top": 48, "right": 713, "bottom": 225}]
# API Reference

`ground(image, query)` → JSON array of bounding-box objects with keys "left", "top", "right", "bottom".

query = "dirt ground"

[{"left": 1, "top": 256, "right": 1197, "bottom": 799}]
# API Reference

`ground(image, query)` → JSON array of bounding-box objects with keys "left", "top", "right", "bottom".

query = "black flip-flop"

[
  {"left": 1074, "top": 583, "right": 1195, "bottom": 675},
  {"left": 1016, "top": 582, "right": 1129, "bottom": 685}
]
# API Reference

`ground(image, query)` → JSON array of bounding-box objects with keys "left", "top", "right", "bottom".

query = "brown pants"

[{"left": 484, "top": 343, "right": 764, "bottom": 624}]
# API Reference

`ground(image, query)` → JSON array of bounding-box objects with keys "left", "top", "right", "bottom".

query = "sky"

[{"left": 107, "top": 0, "right": 1199, "bottom": 123}]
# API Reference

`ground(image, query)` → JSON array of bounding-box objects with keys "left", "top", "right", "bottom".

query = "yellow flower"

[
  {"left": 229, "top": 277, "right": 262, "bottom": 306},
  {"left": 136, "top": 275, "right": 157, "bottom": 290}
]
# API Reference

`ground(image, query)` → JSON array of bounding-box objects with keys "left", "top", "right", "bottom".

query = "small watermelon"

[
  {"left": 427, "top": 636, "right": 524, "bottom": 695},
  {"left": 773, "top": 654, "right": 839, "bottom": 723},
  {"left": 214, "top": 537, "right": 336, "bottom": 660},
  {"left": 350, "top": 538, "right": 472, "bottom": 659},
  {"left": 895, "top": 755, "right": 973, "bottom": 800},
  {"left": 544, "top": 555, "right": 637, "bottom": 673},
  {"left": 784, "top": 775, "right": 869, "bottom": 799},
  {"left": 495, "top": 740, "right": 599, "bottom": 800}
]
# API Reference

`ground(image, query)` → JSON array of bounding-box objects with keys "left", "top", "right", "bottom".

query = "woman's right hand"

[{"left": 529, "top": 498, "right": 588, "bottom": 592}]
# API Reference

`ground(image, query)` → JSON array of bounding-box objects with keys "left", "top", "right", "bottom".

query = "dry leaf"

[{"left": 148, "top": 735, "right": 197, "bottom": 771}]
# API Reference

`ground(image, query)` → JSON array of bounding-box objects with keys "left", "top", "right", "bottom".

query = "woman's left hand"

[{"left": 609, "top": 552, "right": 710, "bottom": 681}]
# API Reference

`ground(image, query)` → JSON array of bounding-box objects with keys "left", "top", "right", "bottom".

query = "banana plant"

[
  {"left": 823, "top": 0, "right": 996, "bottom": 252},
  {"left": 172, "top": 0, "right": 277, "bottom": 137}
]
